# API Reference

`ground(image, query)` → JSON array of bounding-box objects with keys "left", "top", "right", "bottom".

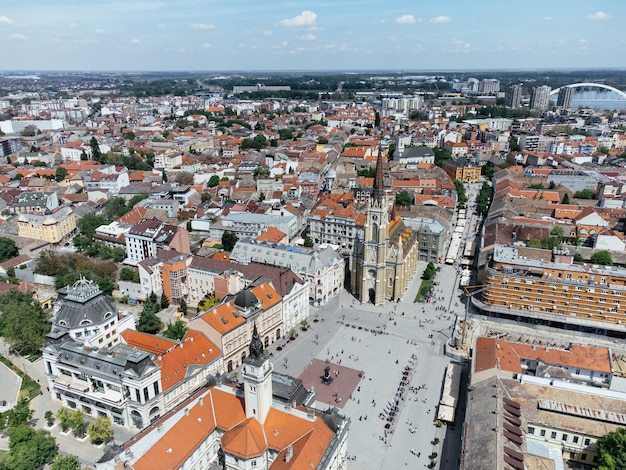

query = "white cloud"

[
  {"left": 543, "top": 16, "right": 552, "bottom": 21},
  {"left": 69, "top": 22, "right": 78, "bottom": 29},
  {"left": 94, "top": 28, "right": 105, "bottom": 34},
  {"left": 428, "top": 15, "right": 451, "bottom": 24},
  {"left": 279, "top": 10, "right": 317, "bottom": 28},
  {"left": 191, "top": 23, "right": 215, "bottom": 30},
  {"left": 587, "top": 11, "right": 610, "bottom": 20},
  {"left": 273, "top": 41, "right": 288, "bottom": 49},
  {"left": 130, "top": 38, "right": 140, "bottom": 44},
  {"left": 157, "top": 23, "right": 166, "bottom": 29},
  {"left": 578, "top": 38, "right": 589, "bottom": 50},
  {"left": 395, "top": 14, "right": 417, "bottom": 25},
  {"left": 0, "top": 16, "right": 13, "bottom": 24},
  {"left": 74, "top": 38, "right": 100, "bottom": 44},
  {"left": 452, "top": 39, "right": 470, "bottom": 53},
  {"left": 371, "top": 19, "right": 386, "bottom": 25},
  {"left": 262, "top": 30, "right": 272, "bottom": 36},
  {"left": 10, "top": 33, "right": 26, "bottom": 40},
  {"left": 179, "top": 48, "right": 186, "bottom": 53},
  {"left": 201, "top": 42, "right": 211, "bottom": 48},
  {"left": 299, "top": 33, "right": 316, "bottom": 41}
]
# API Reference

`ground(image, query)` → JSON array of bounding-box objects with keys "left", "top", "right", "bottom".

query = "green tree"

[
  {"left": 201, "top": 192, "right": 212, "bottom": 202},
  {"left": 0, "top": 291, "right": 51, "bottom": 355},
  {"left": 207, "top": 175, "right": 220, "bottom": 187},
  {"left": 44, "top": 410, "right": 55, "bottom": 427},
  {"left": 4, "top": 401, "right": 33, "bottom": 429},
  {"left": 56, "top": 407, "right": 71, "bottom": 432},
  {"left": 395, "top": 190, "right": 412, "bottom": 207},
  {"left": 160, "top": 292, "right": 170, "bottom": 309},
  {"left": 222, "top": 231, "right": 238, "bottom": 252},
  {"left": 574, "top": 253, "right": 584, "bottom": 262},
  {"left": 561, "top": 193, "right": 570, "bottom": 204},
  {"left": 137, "top": 302, "right": 161, "bottom": 334},
  {"left": 574, "top": 189, "right": 595, "bottom": 199},
  {"left": 163, "top": 320, "right": 188, "bottom": 340},
  {"left": 87, "top": 415, "right": 114, "bottom": 445},
  {"left": 0, "top": 237, "right": 19, "bottom": 263},
  {"left": 5, "top": 425, "right": 57, "bottom": 470},
  {"left": 304, "top": 237, "right": 314, "bottom": 248},
  {"left": 119, "top": 267, "right": 139, "bottom": 283},
  {"left": 51, "top": 454, "right": 81, "bottom": 470},
  {"left": 591, "top": 250, "right": 613, "bottom": 266},
  {"left": 252, "top": 166, "right": 271, "bottom": 180},
  {"left": 54, "top": 166, "right": 68, "bottom": 182},
  {"left": 597, "top": 427, "right": 626, "bottom": 470},
  {"left": 77, "top": 213, "right": 106, "bottom": 239},
  {"left": 179, "top": 298, "right": 188, "bottom": 315},
  {"left": 454, "top": 180, "right": 468, "bottom": 209},
  {"left": 90, "top": 136, "right": 102, "bottom": 163},
  {"left": 68, "top": 409, "right": 86, "bottom": 438},
  {"left": 124, "top": 130, "right": 136, "bottom": 140}
]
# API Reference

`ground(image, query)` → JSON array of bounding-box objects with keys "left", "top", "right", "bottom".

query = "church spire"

[{"left": 373, "top": 140, "right": 385, "bottom": 203}]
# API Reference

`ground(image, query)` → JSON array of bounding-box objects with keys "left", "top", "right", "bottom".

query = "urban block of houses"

[{"left": 230, "top": 238, "right": 344, "bottom": 306}]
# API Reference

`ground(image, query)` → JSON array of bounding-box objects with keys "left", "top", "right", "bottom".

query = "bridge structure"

[{"left": 549, "top": 82, "right": 626, "bottom": 104}]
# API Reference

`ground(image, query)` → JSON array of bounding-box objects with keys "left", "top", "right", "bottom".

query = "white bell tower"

[{"left": 243, "top": 323, "right": 273, "bottom": 423}]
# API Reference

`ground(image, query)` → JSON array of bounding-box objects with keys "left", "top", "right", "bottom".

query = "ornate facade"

[{"left": 351, "top": 146, "right": 419, "bottom": 305}]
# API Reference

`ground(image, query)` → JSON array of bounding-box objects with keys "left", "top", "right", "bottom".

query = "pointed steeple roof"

[{"left": 373, "top": 141, "right": 385, "bottom": 203}]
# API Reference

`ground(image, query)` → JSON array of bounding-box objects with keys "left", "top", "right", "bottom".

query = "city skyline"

[{"left": 0, "top": 1, "right": 624, "bottom": 72}]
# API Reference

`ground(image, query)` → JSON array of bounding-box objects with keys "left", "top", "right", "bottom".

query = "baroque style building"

[{"left": 351, "top": 146, "right": 419, "bottom": 305}]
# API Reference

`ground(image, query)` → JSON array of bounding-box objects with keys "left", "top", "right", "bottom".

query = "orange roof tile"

[
  {"left": 121, "top": 330, "right": 178, "bottom": 355},
  {"left": 221, "top": 417, "right": 268, "bottom": 459},
  {"left": 156, "top": 330, "right": 221, "bottom": 392},
  {"left": 250, "top": 283, "right": 281, "bottom": 310},
  {"left": 474, "top": 337, "right": 611, "bottom": 375},
  {"left": 257, "top": 227, "right": 287, "bottom": 243},
  {"left": 195, "top": 302, "right": 246, "bottom": 334}
]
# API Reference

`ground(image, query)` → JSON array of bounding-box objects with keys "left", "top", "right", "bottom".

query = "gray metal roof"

[{"left": 54, "top": 279, "right": 117, "bottom": 329}]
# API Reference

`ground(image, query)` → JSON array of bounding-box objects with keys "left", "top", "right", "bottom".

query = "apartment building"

[
  {"left": 17, "top": 206, "right": 76, "bottom": 244},
  {"left": 124, "top": 219, "right": 190, "bottom": 266},
  {"left": 14, "top": 191, "right": 59, "bottom": 214},
  {"left": 189, "top": 282, "right": 283, "bottom": 372},
  {"left": 231, "top": 238, "right": 344, "bottom": 306},
  {"left": 462, "top": 337, "right": 621, "bottom": 468},
  {"left": 442, "top": 158, "right": 481, "bottom": 183},
  {"left": 478, "top": 244, "right": 626, "bottom": 335}
]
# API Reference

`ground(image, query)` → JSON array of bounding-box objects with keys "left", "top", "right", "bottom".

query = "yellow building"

[
  {"left": 478, "top": 244, "right": 626, "bottom": 336},
  {"left": 17, "top": 207, "right": 76, "bottom": 244},
  {"left": 443, "top": 158, "right": 481, "bottom": 183}
]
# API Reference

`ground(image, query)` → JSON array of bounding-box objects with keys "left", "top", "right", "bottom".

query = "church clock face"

[{"left": 372, "top": 214, "right": 378, "bottom": 221}]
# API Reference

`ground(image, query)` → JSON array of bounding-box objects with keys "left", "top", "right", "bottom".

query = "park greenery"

[
  {"left": 0, "top": 237, "right": 19, "bottom": 264},
  {"left": 416, "top": 262, "right": 437, "bottom": 303},
  {"left": 395, "top": 190, "right": 413, "bottom": 207},
  {"left": 35, "top": 250, "right": 117, "bottom": 295},
  {"left": 527, "top": 226, "right": 564, "bottom": 251},
  {"left": 476, "top": 181, "right": 493, "bottom": 216},
  {"left": 591, "top": 250, "right": 613, "bottom": 266},
  {"left": 454, "top": 180, "right": 467, "bottom": 209},
  {"left": 0, "top": 290, "right": 51, "bottom": 356},
  {"left": 87, "top": 415, "right": 114, "bottom": 445}
]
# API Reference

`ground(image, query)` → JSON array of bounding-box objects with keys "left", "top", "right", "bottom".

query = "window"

[
  {"left": 581, "top": 453, "right": 587, "bottom": 461},
  {"left": 551, "top": 431, "right": 557, "bottom": 439},
  {"left": 143, "top": 387, "right": 149, "bottom": 402},
  {"left": 540, "top": 429, "right": 546, "bottom": 437},
  {"left": 562, "top": 433, "right": 568, "bottom": 442},
  {"left": 584, "top": 438, "right": 591, "bottom": 446},
  {"left": 153, "top": 382, "right": 159, "bottom": 395},
  {"left": 528, "top": 426, "right": 535, "bottom": 435}
]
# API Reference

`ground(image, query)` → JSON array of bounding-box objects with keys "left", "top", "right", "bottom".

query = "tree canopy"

[
  {"left": 207, "top": 175, "right": 220, "bottom": 187},
  {"left": 0, "top": 290, "right": 51, "bottom": 355},
  {"left": 137, "top": 292, "right": 162, "bottom": 334},
  {"left": 597, "top": 427, "right": 626, "bottom": 470},
  {"left": 591, "top": 250, "right": 613, "bottom": 266},
  {"left": 3, "top": 425, "right": 57, "bottom": 470},
  {"left": 222, "top": 231, "right": 238, "bottom": 252},
  {"left": 0, "top": 237, "right": 19, "bottom": 263},
  {"left": 163, "top": 320, "right": 188, "bottom": 341},
  {"left": 87, "top": 416, "right": 114, "bottom": 445},
  {"left": 395, "top": 190, "right": 412, "bottom": 207}
]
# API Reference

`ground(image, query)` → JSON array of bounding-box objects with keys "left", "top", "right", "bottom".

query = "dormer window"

[{"left": 79, "top": 320, "right": 92, "bottom": 326}]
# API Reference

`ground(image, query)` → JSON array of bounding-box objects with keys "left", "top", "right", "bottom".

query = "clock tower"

[{"left": 243, "top": 323, "right": 273, "bottom": 424}]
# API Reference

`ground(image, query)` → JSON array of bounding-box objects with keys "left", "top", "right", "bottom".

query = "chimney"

[{"left": 285, "top": 446, "right": 293, "bottom": 463}]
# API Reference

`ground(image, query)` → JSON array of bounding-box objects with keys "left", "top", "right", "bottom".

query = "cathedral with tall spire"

[{"left": 350, "top": 139, "right": 419, "bottom": 305}]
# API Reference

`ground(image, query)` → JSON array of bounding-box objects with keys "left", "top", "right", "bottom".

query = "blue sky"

[{"left": 0, "top": 1, "right": 624, "bottom": 71}]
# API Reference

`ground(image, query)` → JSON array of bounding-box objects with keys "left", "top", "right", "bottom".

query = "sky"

[{"left": 0, "top": 0, "right": 624, "bottom": 72}]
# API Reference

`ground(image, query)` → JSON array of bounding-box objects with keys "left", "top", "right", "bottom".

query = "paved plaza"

[{"left": 268, "top": 262, "right": 466, "bottom": 469}]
